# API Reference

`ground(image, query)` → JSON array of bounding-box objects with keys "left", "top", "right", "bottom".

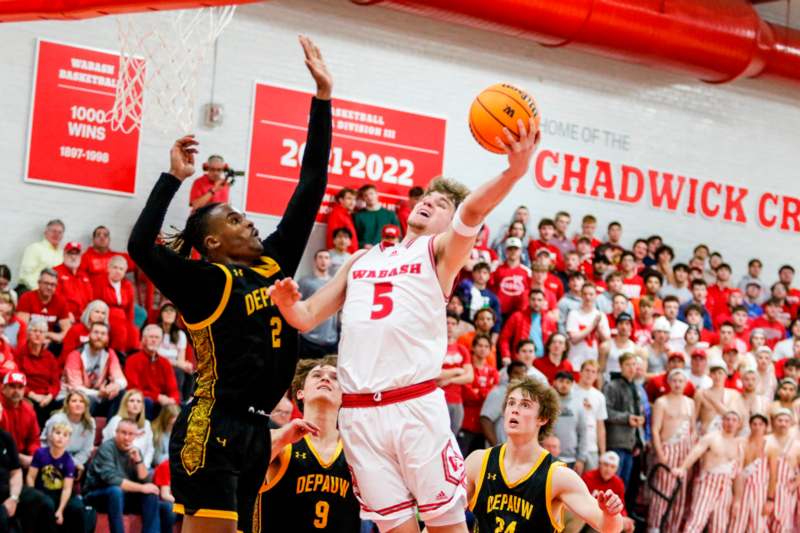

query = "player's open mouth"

[
  {"left": 317, "top": 384, "right": 332, "bottom": 391},
  {"left": 508, "top": 418, "right": 519, "bottom": 427},
  {"left": 418, "top": 209, "right": 431, "bottom": 218}
]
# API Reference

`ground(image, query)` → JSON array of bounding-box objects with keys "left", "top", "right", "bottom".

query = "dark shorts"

[{"left": 170, "top": 398, "right": 270, "bottom": 532}]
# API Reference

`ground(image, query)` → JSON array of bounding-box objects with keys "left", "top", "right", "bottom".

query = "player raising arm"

[
  {"left": 465, "top": 378, "right": 624, "bottom": 533},
  {"left": 271, "top": 120, "right": 540, "bottom": 533}
]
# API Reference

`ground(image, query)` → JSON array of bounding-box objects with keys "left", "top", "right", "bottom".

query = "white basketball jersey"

[{"left": 338, "top": 235, "right": 447, "bottom": 393}]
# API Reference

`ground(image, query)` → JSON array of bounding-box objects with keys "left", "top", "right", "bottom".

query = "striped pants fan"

[
  {"left": 646, "top": 435, "right": 692, "bottom": 533},
  {"left": 768, "top": 459, "right": 798, "bottom": 533},
  {"left": 682, "top": 470, "right": 734, "bottom": 533},
  {"left": 729, "top": 457, "right": 769, "bottom": 533}
]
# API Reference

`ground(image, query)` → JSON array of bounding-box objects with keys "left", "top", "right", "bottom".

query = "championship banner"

[
  {"left": 25, "top": 39, "right": 141, "bottom": 196},
  {"left": 245, "top": 83, "right": 447, "bottom": 221}
]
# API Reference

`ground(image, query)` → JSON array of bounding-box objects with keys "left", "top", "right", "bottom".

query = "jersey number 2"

[
  {"left": 313, "top": 500, "right": 329, "bottom": 528},
  {"left": 370, "top": 282, "right": 393, "bottom": 319}
]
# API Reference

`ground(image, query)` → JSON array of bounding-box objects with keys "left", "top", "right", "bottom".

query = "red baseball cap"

[
  {"left": 64, "top": 241, "right": 82, "bottom": 253},
  {"left": 723, "top": 343, "right": 739, "bottom": 353},
  {"left": 691, "top": 349, "right": 707, "bottom": 359},
  {"left": 668, "top": 352, "right": 686, "bottom": 362},
  {"left": 3, "top": 372, "right": 26, "bottom": 386},
  {"left": 382, "top": 225, "right": 400, "bottom": 239}
]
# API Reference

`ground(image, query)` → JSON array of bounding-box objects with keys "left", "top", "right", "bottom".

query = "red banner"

[
  {"left": 245, "top": 83, "right": 447, "bottom": 220},
  {"left": 25, "top": 39, "right": 141, "bottom": 196}
]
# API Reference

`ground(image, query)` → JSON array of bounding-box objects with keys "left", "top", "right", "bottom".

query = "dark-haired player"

[
  {"left": 258, "top": 356, "right": 360, "bottom": 532},
  {"left": 465, "top": 378, "right": 624, "bottom": 533},
  {"left": 127, "top": 36, "right": 332, "bottom": 533}
]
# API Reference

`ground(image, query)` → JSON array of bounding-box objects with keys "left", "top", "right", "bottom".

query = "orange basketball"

[{"left": 469, "top": 83, "right": 540, "bottom": 154}]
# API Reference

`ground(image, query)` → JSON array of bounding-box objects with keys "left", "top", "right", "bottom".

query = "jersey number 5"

[{"left": 370, "top": 282, "right": 393, "bottom": 319}]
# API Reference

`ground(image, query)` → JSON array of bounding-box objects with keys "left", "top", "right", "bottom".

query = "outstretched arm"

[
  {"left": 433, "top": 119, "right": 540, "bottom": 291},
  {"left": 262, "top": 36, "right": 333, "bottom": 277},
  {"left": 554, "top": 466, "right": 623, "bottom": 533},
  {"left": 673, "top": 435, "right": 710, "bottom": 477},
  {"left": 271, "top": 250, "right": 366, "bottom": 332}
]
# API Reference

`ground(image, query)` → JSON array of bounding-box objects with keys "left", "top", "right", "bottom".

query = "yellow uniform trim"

[
  {"left": 545, "top": 460, "right": 567, "bottom": 532},
  {"left": 184, "top": 263, "right": 232, "bottom": 330},
  {"left": 173, "top": 503, "right": 238, "bottom": 521},
  {"left": 304, "top": 435, "right": 343, "bottom": 469},
  {"left": 468, "top": 448, "right": 492, "bottom": 511},
  {"left": 499, "top": 445, "right": 548, "bottom": 488},
  {"left": 252, "top": 256, "right": 281, "bottom": 279},
  {"left": 260, "top": 444, "right": 293, "bottom": 493}
]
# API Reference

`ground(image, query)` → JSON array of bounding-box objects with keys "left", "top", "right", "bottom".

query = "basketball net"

[{"left": 108, "top": 6, "right": 237, "bottom": 134}]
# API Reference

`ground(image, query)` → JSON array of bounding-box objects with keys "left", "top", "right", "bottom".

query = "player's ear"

[
  {"left": 204, "top": 234, "right": 221, "bottom": 253},
  {"left": 296, "top": 389, "right": 304, "bottom": 402}
]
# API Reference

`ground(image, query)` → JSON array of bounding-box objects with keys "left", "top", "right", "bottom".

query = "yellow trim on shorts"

[
  {"left": 184, "top": 263, "right": 232, "bottom": 330},
  {"left": 260, "top": 444, "right": 293, "bottom": 493},
  {"left": 499, "top": 445, "right": 548, "bottom": 488},
  {"left": 545, "top": 460, "right": 567, "bottom": 532},
  {"left": 172, "top": 503, "right": 238, "bottom": 521},
  {"left": 304, "top": 435, "right": 343, "bottom": 469},
  {"left": 468, "top": 448, "right": 493, "bottom": 511}
]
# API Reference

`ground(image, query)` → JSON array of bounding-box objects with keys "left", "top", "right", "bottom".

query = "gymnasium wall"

[{"left": 1, "top": 0, "right": 799, "bottom": 280}]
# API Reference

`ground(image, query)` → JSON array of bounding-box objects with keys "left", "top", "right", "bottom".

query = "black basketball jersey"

[
  {"left": 470, "top": 445, "right": 566, "bottom": 533},
  {"left": 258, "top": 436, "right": 361, "bottom": 532},
  {"left": 185, "top": 256, "right": 298, "bottom": 415}
]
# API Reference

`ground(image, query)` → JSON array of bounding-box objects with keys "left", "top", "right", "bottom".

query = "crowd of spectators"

[{"left": 1, "top": 180, "right": 800, "bottom": 531}]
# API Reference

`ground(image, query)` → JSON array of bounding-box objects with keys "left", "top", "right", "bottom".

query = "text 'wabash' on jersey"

[
  {"left": 257, "top": 436, "right": 361, "bottom": 532},
  {"left": 470, "top": 444, "right": 567, "bottom": 533}
]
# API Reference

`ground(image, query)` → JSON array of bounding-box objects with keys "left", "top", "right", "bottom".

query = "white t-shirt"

[
  {"left": 158, "top": 329, "right": 187, "bottom": 363},
  {"left": 667, "top": 319, "right": 689, "bottom": 352},
  {"left": 572, "top": 385, "right": 608, "bottom": 454},
  {"left": 689, "top": 373, "right": 713, "bottom": 391},
  {"left": 566, "top": 308, "right": 610, "bottom": 370},
  {"left": 605, "top": 338, "right": 637, "bottom": 381}
]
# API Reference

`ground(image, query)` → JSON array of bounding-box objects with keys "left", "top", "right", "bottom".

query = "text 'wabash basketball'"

[{"left": 469, "top": 83, "right": 540, "bottom": 154}]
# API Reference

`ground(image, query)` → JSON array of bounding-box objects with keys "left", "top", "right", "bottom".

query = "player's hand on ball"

[
  {"left": 496, "top": 117, "right": 540, "bottom": 179},
  {"left": 270, "top": 278, "right": 302, "bottom": 308},
  {"left": 169, "top": 135, "right": 198, "bottom": 181},
  {"left": 596, "top": 489, "right": 623, "bottom": 516},
  {"left": 300, "top": 35, "right": 332, "bottom": 100}
]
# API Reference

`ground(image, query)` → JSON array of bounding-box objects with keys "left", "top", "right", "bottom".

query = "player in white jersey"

[{"left": 271, "top": 119, "right": 540, "bottom": 533}]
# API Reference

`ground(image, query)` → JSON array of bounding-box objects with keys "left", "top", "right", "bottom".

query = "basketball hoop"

[{"left": 108, "top": 5, "right": 237, "bottom": 134}]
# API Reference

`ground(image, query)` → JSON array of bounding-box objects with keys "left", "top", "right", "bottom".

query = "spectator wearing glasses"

[
  {"left": 17, "top": 220, "right": 65, "bottom": 292},
  {"left": 15, "top": 269, "right": 71, "bottom": 346}
]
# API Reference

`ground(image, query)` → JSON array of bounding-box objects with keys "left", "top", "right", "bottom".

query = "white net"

[{"left": 108, "top": 6, "right": 237, "bottom": 134}]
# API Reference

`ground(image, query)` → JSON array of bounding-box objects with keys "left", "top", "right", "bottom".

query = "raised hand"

[
  {"left": 280, "top": 418, "right": 321, "bottom": 444},
  {"left": 270, "top": 278, "right": 302, "bottom": 309},
  {"left": 596, "top": 489, "right": 624, "bottom": 516},
  {"left": 299, "top": 35, "right": 332, "bottom": 100},
  {"left": 169, "top": 135, "right": 198, "bottom": 181},
  {"left": 495, "top": 117, "right": 541, "bottom": 180}
]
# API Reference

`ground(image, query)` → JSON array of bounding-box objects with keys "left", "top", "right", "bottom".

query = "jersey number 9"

[{"left": 313, "top": 500, "right": 329, "bottom": 528}]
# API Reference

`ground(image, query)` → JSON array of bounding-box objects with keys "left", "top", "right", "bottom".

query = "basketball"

[{"left": 469, "top": 83, "right": 541, "bottom": 154}]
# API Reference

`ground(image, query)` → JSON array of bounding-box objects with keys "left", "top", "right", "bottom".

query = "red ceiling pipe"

[
  {"left": 351, "top": 0, "right": 800, "bottom": 85},
  {"left": 0, "top": 0, "right": 260, "bottom": 22}
]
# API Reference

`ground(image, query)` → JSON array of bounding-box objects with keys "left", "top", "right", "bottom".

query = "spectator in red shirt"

[
  {"left": 769, "top": 282, "right": 796, "bottom": 325},
  {"left": 188, "top": 155, "right": 231, "bottom": 211},
  {"left": 124, "top": 325, "right": 179, "bottom": 420},
  {"left": 0, "top": 372, "right": 40, "bottom": 467},
  {"left": 325, "top": 187, "right": 359, "bottom": 253},
  {"left": 491, "top": 237, "right": 532, "bottom": 320},
  {"left": 778, "top": 265, "right": 800, "bottom": 307},
  {"left": 644, "top": 353, "right": 696, "bottom": 402},
  {"left": 721, "top": 345, "right": 744, "bottom": 392},
  {"left": 618, "top": 251, "right": 644, "bottom": 299},
  {"left": 79, "top": 226, "right": 136, "bottom": 294},
  {"left": 706, "top": 263, "right": 735, "bottom": 318},
  {"left": 499, "top": 289, "right": 557, "bottom": 362},
  {"left": 16, "top": 269, "right": 71, "bottom": 345},
  {"left": 0, "top": 315, "right": 18, "bottom": 380},
  {"left": 395, "top": 186, "right": 424, "bottom": 236},
  {"left": 581, "top": 452, "right": 634, "bottom": 532},
  {"left": 533, "top": 332, "right": 575, "bottom": 384},
  {"left": 54, "top": 242, "right": 93, "bottom": 322},
  {"left": 61, "top": 300, "right": 109, "bottom": 365},
  {"left": 94, "top": 256, "right": 139, "bottom": 354},
  {"left": 751, "top": 298, "right": 787, "bottom": 349},
  {"left": 438, "top": 312, "right": 474, "bottom": 436},
  {"left": 459, "top": 333, "right": 499, "bottom": 455},
  {"left": 573, "top": 214, "right": 602, "bottom": 251},
  {"left": 15, "top": 318, "right": 60, "bottom": 427},
  {"left": 528, "top": 218, "right": 563, "bottom": 271}
]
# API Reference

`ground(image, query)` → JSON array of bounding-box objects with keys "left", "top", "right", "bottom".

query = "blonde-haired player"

[
  {"left": 465, "top": 378, "right": 624, "bottom": 533},
  {"left": 272, "top": 120, "right": 539, "bottom": 532}
]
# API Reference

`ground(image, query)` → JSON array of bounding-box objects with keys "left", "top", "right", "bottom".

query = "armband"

[{"left": 451, "top": 205, "right": 481, "bottom": 237}]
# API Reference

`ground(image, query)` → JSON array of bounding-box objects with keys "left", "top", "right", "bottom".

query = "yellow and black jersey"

[
  {"left": 470, "top": 445, "right": 566, "bottom": 533},
  {"left": 258, "top": 436, "right": 361, "bottom": 532}
]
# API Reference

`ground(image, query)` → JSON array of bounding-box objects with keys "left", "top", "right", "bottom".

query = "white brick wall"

[{"left": 1, "top": 0, "right": 798, "bottom": 284}]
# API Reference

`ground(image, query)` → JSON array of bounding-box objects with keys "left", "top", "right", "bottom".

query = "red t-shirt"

[
  {"left": 0, "top": 395, "right": 40, "bottom": 456},
  {"left": 124, "top": 351, "right": 181, "bottom": 403},
  {"left": 621, "top": 275, "right": 644, "bottom": 299},
  {"left": 15, "top": 344, "right": 60, "bottom": 397},
  {"left": 53, "top": 264, "right": 93, "bottom": 320},
  {"left": 461, "top": 364, "right": 499, "bottom": 433},
  {"left": 751, "top": 317, "right": 786, "bottom": 349},
  {"left": 528, "top": 240, "right": 564, "bottom": 271},
  {"left": 16, "top": 291, "right": 69, "bottom": 331},
  {"left": 644, "top": 373, "right": 696, "bottom": 402},
  {"left": 441, "top": 343, "right": 470, "bottom": 404},
  {"left": 189, "top": 174, "right": 230, "bottom": 208},
  {"left": 533, "top": 356, "right": 575, "bottom": 385},
  {"left": 581, "top": 470, "right": 628, "bottom": 516},
  {"left": 153, "top": 460, "right": 170, "bottom": 487},
  {"left": 491, "top": 263, "right": 532, "bottom": 316},
  {"left": 325, "top": 203, "right": 359, "bottom": 253},
  {"left": 724, "top": 371, "right": 743, "bottom": 392}
]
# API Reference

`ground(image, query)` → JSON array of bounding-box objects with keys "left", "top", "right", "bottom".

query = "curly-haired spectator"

[
  {"left": 16, "top": 269, "right": 71, "bottom": 345},
  {"left": 15, "top": 318, "right": 60, "bottom": 427},
  {"left": 40, "top": 390, "right": 95, "bottom": 472},
  {"left": 124, "top": 325, "right": 179, "bottom": 420},
  {"left": 53, "top": 242, "right": 92, "bottom": 321},
  {"left": 17, "top": 219, "right": 64, "bottom": 291}
]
